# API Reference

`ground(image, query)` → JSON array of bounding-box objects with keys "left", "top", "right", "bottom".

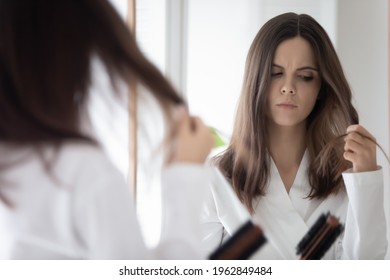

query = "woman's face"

[{"left": 266, "top": 36, "right": 321, "bottom": 128}]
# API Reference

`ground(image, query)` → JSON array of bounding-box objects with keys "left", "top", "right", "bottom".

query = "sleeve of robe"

[{"left": 341, "top": 168, "right": 388, "bottom": 259}]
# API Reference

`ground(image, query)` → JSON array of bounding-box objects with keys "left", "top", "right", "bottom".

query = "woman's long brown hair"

[
  {"left": 214, "top": 13, "right": 359, "bottom": 213},
  {"left": 0, "top": 0, "right": 185, "bottom": 204}
]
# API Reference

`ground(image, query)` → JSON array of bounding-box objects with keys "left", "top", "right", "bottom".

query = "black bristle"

[
  {"left": 308, "top": 224, "right": 344, "bottom": 260},
  {"left": 296, "top": 212, "right": 329, "bottom": 255},
  {"left": 209, "top": 221, "right": 266, "bottom": 260},
  {"left": 296, "top": 212, "right": 344, "bottom": 260}
]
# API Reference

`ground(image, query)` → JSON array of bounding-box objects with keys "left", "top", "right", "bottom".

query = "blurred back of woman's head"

[{"left": 0, "top": 0, "right": 183, "bottom": 146}]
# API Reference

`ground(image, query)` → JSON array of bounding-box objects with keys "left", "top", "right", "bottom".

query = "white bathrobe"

[
  {"left": 201, "top": 151, "right": 388, "bottom": 259},
  {"left": 0, "top": 143, "right": 208, "bottom": 259}
]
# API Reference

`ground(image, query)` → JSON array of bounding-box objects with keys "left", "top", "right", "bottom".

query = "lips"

[{"left": 276, "top": 102, "right": 298, "bottom": 108}]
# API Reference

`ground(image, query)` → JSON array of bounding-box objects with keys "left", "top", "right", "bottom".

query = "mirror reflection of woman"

[{"left": 201, "top": 13, "right": 388, "bottom": 259}]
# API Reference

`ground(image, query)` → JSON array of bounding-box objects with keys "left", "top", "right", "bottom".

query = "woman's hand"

[
  {"left": 343, "top": 124, "right": 377, "bottom": 172},
  {"left": 168, "top": 108, "right": 214, "bottom": 164}
]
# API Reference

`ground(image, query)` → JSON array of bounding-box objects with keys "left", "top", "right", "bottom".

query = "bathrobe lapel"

[
  {"left": 252, "top": 151, "right": 348, "bottom": 259},
  {"left": 251, "top": 154, "right": 310, "bottom": 259}
]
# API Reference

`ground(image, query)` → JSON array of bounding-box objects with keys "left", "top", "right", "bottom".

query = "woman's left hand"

[{"left": 343, "top": 124, "right": 377, "bottom": 172}]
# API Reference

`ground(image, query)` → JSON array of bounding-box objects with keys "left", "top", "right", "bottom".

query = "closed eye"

[
  {"left": 271, "top": 72, "right": 282, "bottom": 77},
  {"left": 298, "top": 75, "right": 314, "bottom": 81}
]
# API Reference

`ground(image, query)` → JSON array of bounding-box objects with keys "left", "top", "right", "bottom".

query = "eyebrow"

[{"left": 272, "top": 63, "right": 319, "bottom": 72}]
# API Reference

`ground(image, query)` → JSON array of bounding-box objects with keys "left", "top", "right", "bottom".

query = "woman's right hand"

[
  {"left": 343, "top": 124, "right": 377, "bottom": 172},
  {"left": 169, "top": 109, "right": 214, "bottom": 164}
]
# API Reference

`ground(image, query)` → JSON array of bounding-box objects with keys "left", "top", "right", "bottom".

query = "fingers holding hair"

[
  {"left": 168, "top": 107, "right": 214, "bottom": 164},
  {"left": 343, "top": 124, "right": 377, "bottom": 172}
]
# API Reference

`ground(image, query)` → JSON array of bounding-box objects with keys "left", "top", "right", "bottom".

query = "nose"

[
  {"left": 281, "top": 87, "right": 295, "bottom": 95},
  {"left": 280, "top": 77, "right": 296, "bottom": 95},
  {"left": 281, "top": 86, "right": 296, "bottom": 95}
]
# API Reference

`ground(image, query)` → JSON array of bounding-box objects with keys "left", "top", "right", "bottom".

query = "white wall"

[
  {"left": 337, "top": 0, "right": 390, "bottom": 258},
  {"left": 186, "top": 0, "right": 264, "bottom": 137}
]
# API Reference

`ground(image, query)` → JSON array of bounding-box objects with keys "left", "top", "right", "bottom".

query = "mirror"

[{"left": 133, "top": 0, "right": 390, "bottom": 255}]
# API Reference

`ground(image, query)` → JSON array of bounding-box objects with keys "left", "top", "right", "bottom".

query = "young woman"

[
  {"left": 201, "top": 13, "right": 388, "bottom": 259},
  {"left": 0, "top": 0, "right": 214, "bottom": 259}
]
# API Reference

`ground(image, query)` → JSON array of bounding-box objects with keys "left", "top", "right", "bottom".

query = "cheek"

[
  {"left": 267, "top": 83, "right": 279, "bottom": 102},
  {"left": 301, "top": 87, "right": 320, "bottom": 112},
  {"left": 266, "top": 88, "right": 278, "bottom": 114},
  {"left": 304, "top": 96, "right": 318, "bottom": 114}
]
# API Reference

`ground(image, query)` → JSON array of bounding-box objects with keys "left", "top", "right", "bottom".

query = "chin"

[
  {"left": 272, "top": 118, "right": 305, "bottom": 128},
  {"left": 274, "top": 119, "right": 299, "bottom": 127}
]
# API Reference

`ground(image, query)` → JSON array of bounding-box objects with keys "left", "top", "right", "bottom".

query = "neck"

[{"left": 267, "top": 122, "right": 307, "bottom": 168}]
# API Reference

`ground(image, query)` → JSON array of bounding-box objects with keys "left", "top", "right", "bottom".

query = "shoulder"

[
  {"left": 56, "top": 141, "right": 112, "bottom": 168},
  {"left": 50, "top": 142, "right": 127, "bottom": 192}
]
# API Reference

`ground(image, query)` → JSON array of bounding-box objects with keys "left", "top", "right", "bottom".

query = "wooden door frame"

[{"left": 127, "top": 0, "right": 137, "bottom": 200}]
